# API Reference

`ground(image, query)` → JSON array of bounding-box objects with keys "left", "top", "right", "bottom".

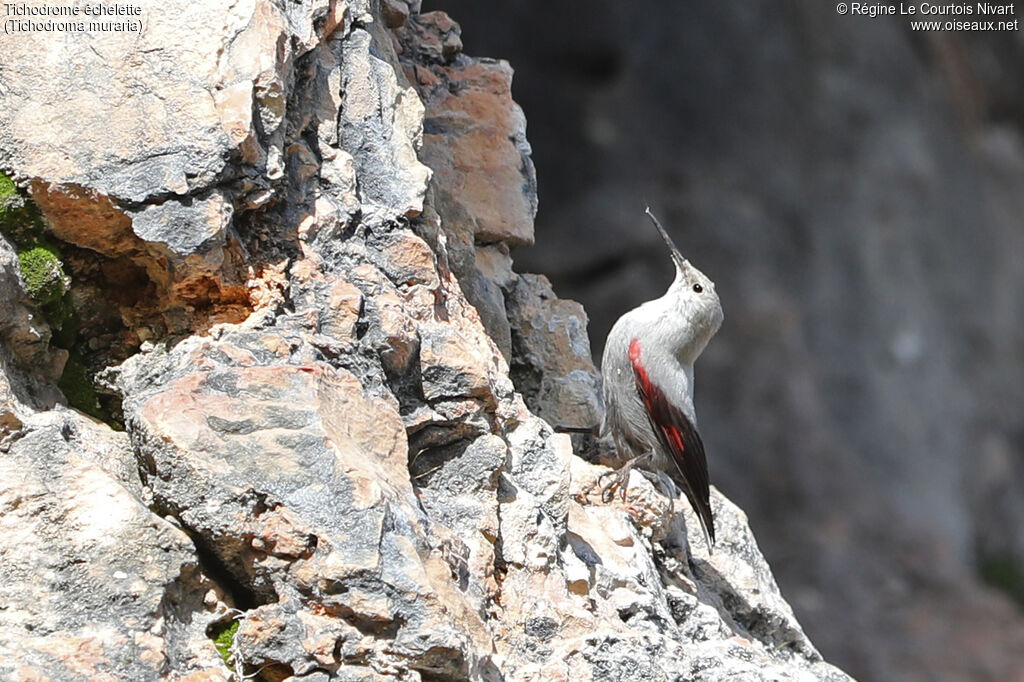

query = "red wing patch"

[{"left": 629, "top": 338, "right": 715, "bottom": 546}]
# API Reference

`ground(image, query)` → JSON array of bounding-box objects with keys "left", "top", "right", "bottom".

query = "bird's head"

[{"left": 646, "top": 208, "right": 724, "bottom": 364}]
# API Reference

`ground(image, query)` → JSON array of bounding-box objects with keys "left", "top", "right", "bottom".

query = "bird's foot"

[{"left": 598, "top": 463, "right": 633, "bottom": 503}]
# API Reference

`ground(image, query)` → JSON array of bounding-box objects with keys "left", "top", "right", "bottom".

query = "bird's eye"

[{"left": 692, "top": 283, "right": 703, "bottom": 293}]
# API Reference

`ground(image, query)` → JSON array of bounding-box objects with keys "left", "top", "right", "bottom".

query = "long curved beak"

[{"left": 645, "top": 207, "right": 688, "bottom": 273}]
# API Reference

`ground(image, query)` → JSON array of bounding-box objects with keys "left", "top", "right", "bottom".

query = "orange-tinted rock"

[
  {"left": 28, "top": 183, "right": 141, "bottom": 260},
  {"left": 381, "top": 0, "right": 410, "bottom": 28},
  {"left": 418, "top": 59, "right": 536, "bottom": 247},
  {"left": 375, "top": 291, "right": 419, "bottom": 373},
  {"left": 321, "top": 280, "right": 363, "bottom": 341},
  {"left": 419, "top": 322, "right": 497, "bottom": 404},
  {"left": 374, "top": 231, "right": 440, "bottom": 288}
]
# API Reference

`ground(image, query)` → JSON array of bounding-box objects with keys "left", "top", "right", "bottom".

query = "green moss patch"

[
  {"left": 980, "top": 552, "right": 1024, "bottom": 608},
  {"left": 57, "top": 350, "right": 123, "bottom": 428},
  {"left": 0, "top": 174, "right": 122, "bottom": 428},
  {"left": 211, "top": 619, "right": 240, "bottom": 664},
  {"left": 18, "top": 244, "right": 67, "bottom": 307},
  {"left": 0, "top": 174, "right": 75, "bottom": 337},
  {"left": 0, "top": 173, "right": 16, "bottom": 199},
  {"left": 0, "top": 173, "right": 47, "bottom": 246},
  {"left": 58, "top": 353, "right": 101, "bottom": 417},
  {"left": 0, "top": 174, "right": 69, "bottom": 311}
]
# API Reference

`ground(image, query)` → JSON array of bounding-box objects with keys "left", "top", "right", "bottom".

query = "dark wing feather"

[{"left": 629, "top": 340, "right": 715, "bottom": 547}]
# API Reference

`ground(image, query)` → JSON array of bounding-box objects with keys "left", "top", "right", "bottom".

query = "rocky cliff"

[{"left": 0, "top": 2, "right": 851, "bottom": 680}]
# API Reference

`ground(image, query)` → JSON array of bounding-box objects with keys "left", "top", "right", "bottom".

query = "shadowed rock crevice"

[{"left": 29, "top": 181, "right": 257, "bottom": 338}]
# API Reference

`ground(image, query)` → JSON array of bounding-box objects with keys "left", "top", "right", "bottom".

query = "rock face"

[{"left": 0, "top": 2, "right": 851, "bottom": 681}]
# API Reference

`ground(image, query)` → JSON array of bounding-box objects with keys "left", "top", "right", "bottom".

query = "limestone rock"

[
  {"left": 0, "top": 236, "right": 65, "bottom": 383},
  {"left": 119, "top": 342, "right": 497, "bottom": 679},
  {"left": 129, "top": 191, "right": 233, "bottom": 258},
  {"left": 398, "top": 19, "right": 539, "bottom": 356},
  {"left": 413, "top": 48, "right": 537, "bottom": 249},
  {"left": 319, "top": 280, "right": 363, "bottom": 343},
  {"left": 0, "top": 408, "right": 227, "bottom": 681},
  {"left": 506, "top": 273, "right": 602, "bottom": 436}
]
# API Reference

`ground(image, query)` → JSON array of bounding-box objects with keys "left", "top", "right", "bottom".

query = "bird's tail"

[
  {"left": 681, "top": 482, "right": 715, "bottom": 553},
  {"left": 668, "top": 469, "right": 715, "bottom": 553}
]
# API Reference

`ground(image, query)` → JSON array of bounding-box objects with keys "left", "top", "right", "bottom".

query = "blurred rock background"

[{"left": 432, "top": 1, "right": 1024, "bottom": 681}]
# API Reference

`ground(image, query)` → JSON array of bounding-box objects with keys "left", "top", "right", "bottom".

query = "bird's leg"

[
  {"left": 654, "top": 471, "right": 678, "bottom": 515},
  {"left": 598, "top": 462, "right": 632, "bottom": 503},
  {"left": 599, "top": 451, "right": 653, "bottom": 503}
]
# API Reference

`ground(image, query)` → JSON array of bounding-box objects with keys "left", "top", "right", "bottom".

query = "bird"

[{"left": 599, "top": 208, "right": 723, "bottom": 547}]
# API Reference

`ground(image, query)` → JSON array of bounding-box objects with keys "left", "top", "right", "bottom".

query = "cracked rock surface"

[{"left": 0, "top": 1, "right": 852, "bottom": 680}]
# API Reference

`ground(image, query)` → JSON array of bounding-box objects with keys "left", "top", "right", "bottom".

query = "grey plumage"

[{"left": 600, "top": 209, "right": 723, "bottom": 546}]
